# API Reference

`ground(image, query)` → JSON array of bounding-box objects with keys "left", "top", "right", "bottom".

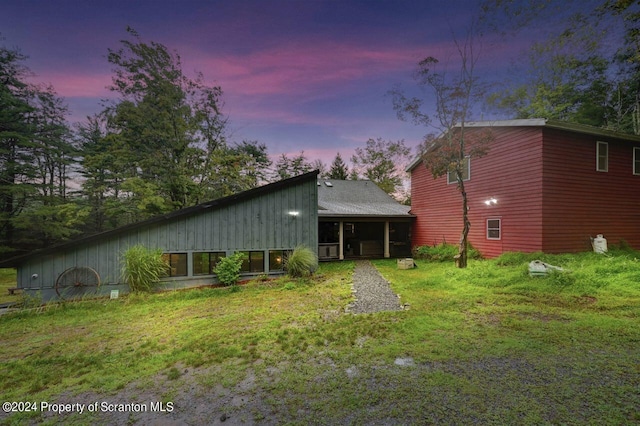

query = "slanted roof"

[
  {"left": 0, "top": 171, "right": 319, "bottom": 267},
  {"left": 406, "top": 118, "right": 640, "bottom": 172},
  {"left": 317, "top": 179, "right": 413, "bottom": 218}
]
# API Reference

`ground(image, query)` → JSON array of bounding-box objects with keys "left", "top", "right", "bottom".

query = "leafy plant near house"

[
  {"left": 414, "top": 243, "right": 481, "bottom": 262},
  {"left": 214, "top": 252, "right": 246, "bottom": 286},
  {"left": 121, "top": 245, "right": 168, "bottom": 292},
  {"left": 285, "top": 245, "right": 318, "bottom": 278}
]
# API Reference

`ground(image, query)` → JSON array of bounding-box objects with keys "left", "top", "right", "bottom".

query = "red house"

[{"left": 407, "top": 119, "right": 640, "bottom": 257}]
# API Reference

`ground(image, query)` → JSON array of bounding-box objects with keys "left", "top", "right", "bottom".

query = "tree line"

[
  {"left": 3, "top": 1, "right": 637, "bottom": 260},
  {"left": 392, "top": 0, "right": 639, "bottom": 267},
  {"left": 0, "top": 28, "right": 411, "bottom": 259}
]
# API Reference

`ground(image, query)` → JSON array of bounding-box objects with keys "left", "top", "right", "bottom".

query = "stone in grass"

[
  {"left": 528, "top": 260, "right": 564, "bottom": 277},
  {"left": 394, "top": 357, "right": 415, "bottom": 367}
]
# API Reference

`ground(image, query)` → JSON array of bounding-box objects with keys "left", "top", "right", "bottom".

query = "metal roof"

[{"left": 317, "top": 179, "right": 413, "bottom": 217}]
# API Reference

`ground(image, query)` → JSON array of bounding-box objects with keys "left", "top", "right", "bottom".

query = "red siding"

[
  {"left": 411, "top": 124, "right": 640, "bottom": 256},
  {"left": 411, "top": 126, "right": 545, "bottom": 257},
  {"left": 541, "top": 128, "right": 640, "bottom": 252}
]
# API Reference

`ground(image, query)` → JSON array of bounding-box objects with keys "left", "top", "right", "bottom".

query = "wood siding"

[
  {"left": 16, "top": 174, "right": 318, "bottom": 297},
  {"left": 410, "top": 124, "right": 640, "bottom": 257},
  {"left": 541, "top": 128, "right": 640, "bottom": 252},
  {"left": 410, "top": 126, "right": 545, "bottom": 257}
]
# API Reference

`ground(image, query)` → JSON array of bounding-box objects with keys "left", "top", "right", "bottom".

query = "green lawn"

[
  {"left": 0, "top": 251, "right": 638, "bottom": 424},
  {"left": 0, "top": 268, "right": 17, "bottom": 305}
]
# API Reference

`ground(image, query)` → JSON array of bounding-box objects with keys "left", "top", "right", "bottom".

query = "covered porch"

[{"left": 318, "top": 218, "right": 412, "bottom": 260}]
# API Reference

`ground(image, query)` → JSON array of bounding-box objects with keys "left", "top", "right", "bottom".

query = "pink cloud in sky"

[
  {"left": 189, "top": 40, "right": 444, "bottom": 98},
  {"left": 30, "top": 72, "right": 113, "bottom": 98}
]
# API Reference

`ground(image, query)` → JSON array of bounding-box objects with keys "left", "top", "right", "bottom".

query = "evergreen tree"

[
  {"left": 0, "top": 44, "right": 84, "bottom": 256},
  {"left": 328, "top": 152, "right": 349, "bottom": 179},
  {"left": 0, "top": 45, "right": 35, "bottom": 255},
  {"left": 273, "top": 151, "right": 313, "bottom": 180}
]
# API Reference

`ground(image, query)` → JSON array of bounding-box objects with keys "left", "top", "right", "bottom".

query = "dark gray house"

[
  {"left": 317, "top": 179, "right": 414, "bottom": 260},
  {"left": 1, "top": 171, "right": 319, "bottom": 300}
]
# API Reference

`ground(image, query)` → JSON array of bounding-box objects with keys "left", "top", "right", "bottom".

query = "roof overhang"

[
  {"left": 406, "top": 118, "right": 640, "bottom": 172},
  {"left": 0, "top": 171, "right": 320, "bottom": 268}
]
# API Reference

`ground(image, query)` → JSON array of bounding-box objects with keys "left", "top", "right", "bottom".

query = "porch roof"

[{"left": 317, "top": 179, "right": 413, "bottom": 218}]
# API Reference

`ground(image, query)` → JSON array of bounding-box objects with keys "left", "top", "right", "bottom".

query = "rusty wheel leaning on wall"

[{"left": 55, "top": 266, "right": 101, "bottom": 299}]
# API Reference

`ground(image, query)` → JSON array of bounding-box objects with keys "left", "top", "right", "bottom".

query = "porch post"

[
  {"left": 339, "top": 221, "right": 344, "bottom": 260},
  {"left": 384, "top": 221, "right": 390, "bottom": 258}
]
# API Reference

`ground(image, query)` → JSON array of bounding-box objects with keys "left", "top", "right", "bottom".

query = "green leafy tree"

[
  {"left": 273, "top": 151, "right": 314, "bottom": 180},
  {"left": 105, "top": 27, "right": 225, "bottom": 211},
  {"left": 487, "top": 14, "right": 613, "bottom": 126},
  {"left": 482, "top": 0, "right": 640, "bottom": 134},
  {"left": 350, "top": 138, "right": 411, "bottom": 196},
  {"left": 328, "top": 152, "right": 349, "bottom": 179},
  {"left": 199, "top": 140, "right": 271, "bottom": 200}
]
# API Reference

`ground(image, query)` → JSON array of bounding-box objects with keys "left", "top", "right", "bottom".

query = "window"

[
  {"left": 447, "top": 157, "right": 470, "bottom": 184},
  {"left": 269, "top": 250, "right": 285, "bottom": 271},
  {"left": 596, "top": 141, "right": 608, "bottom": 172},
  {"left": 193, "top": 252, "right": 225, "bottom": 275},
  {"left": 634, "top": 147, "right": 640, "bottom": 175},
  {"left": 162, "top": 253, "right": 187, "bottom": 277},
  {"left": 240, "top": 251, "right": 265, "bottom": 273},
  {"left": 487, "top": 219, "right": 501, "bottom": 240}
]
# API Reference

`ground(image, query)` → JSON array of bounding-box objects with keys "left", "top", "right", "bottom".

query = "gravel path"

[{"left": 346, "top": 260, "right": 403, "bottom": 314}]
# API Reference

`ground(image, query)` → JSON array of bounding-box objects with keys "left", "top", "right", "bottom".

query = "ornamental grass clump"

[
  {"left": 285, "top": 245, "right": 318, "bottom": 278},
  {"left": 214, "top": 252, "right": 246, "bottom": 286},
  {"left": 121, "top": 245, "right": 168, "bottom": 292}
]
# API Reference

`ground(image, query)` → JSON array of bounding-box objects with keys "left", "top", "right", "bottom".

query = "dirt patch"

[{"left": 29, "top": 365, "right": 279, "bottom": 426}]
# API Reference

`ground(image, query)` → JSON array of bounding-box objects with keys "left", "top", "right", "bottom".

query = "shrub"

[
  {"left": 121, "top": 245, "right": 168, "bottom": 292},
  {"left": 285, "top": 245, "right": 318, "bottom": 278},
  {"left": 413, "top": 243, "right": 481, "bottom": 262},
  {"left": 214, "top": 252, "right": 246, "bottom": 286}
]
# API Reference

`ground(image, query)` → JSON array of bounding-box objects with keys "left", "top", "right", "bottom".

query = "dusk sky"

[{"left": 0, "top": 0, "right": 590, "bottom": 167}]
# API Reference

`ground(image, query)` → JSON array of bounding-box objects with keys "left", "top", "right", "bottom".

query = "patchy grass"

[
  {"left": 1, "top": 252, "right": 639, "bottom": 425},
  {"left": 0, "top": 268, "right": 17, "bottom": 304}
]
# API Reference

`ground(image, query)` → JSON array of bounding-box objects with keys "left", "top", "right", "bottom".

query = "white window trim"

[
  {"left": 634, "top": 147, "right": 640, "bottom": 176},
  {"left": 486, "top": 218, "right": 501, "bottom": 241},
  {"left": 447, "top": 157, "right": 471, "bottom": 184},
  {"left": 596, "top": 141, "right": 608, "bottom": 172}
]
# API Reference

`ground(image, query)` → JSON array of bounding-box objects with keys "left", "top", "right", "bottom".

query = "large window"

[
  {"left": 447, "top": 157, "right": 470, "bottom": 184},
  {"left": 487, "top": 219, "right": 501, "bottom": 240},
  {"left": 596, "top": 141, "right": 608, "bottom": 172},
  {"left": 240, "top": 251, "right": 265, "bottom": 273},
  {"left": 162, "top": 253, "right": 187, "bottom": 277},
  {"left": 193, "top": 252, "right": 225, "bottom": 275},
  {"left": 634, "top": 147, "right": 640, "bottom": 175}
]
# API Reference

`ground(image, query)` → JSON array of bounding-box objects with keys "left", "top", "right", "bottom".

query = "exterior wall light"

[
  {"left": 288, "top": 211, "right": 300, "bottom": 216},
  {"left": 484, "top": 198, "right": 498, "bottom": 206}
]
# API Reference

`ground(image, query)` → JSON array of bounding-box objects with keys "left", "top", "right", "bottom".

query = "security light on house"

[
  {"left": 288, "top": 211, "right": 300, "bottom": 216},
  {"left": 484, "top": 198, "right": 498, "bottom": 206}
]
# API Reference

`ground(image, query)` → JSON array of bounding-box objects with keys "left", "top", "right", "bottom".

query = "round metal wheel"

[{"left": 55, "top": 266, "right": 101, "bottom": 299}]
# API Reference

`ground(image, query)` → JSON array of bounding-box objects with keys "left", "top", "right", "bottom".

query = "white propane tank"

[{"left": 593, "top": 234, "right": 608, "bottom": 254}]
